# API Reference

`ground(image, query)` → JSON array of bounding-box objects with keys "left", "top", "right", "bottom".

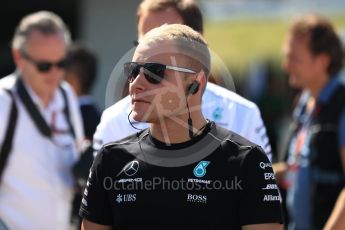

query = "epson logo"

[
  {"left": 187, "top": 194, "right": 207, "bottom": 204},
  {"left": 264, "top": 173, "right": 276, "bottom": 180}
]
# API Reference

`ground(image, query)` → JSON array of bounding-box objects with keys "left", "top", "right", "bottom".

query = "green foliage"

[{"left": 205, "top": 16, "right": 345, "bottom": 74}]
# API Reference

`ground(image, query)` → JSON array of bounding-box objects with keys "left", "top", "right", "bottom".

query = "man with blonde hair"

[
  {"left": 80, "top": 23, "right": 282, "bottom": 230},
  {"left": 93, "top": 0, "right": 273, "bottom": 163}
]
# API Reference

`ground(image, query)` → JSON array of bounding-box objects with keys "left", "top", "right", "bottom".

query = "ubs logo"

[
  {"left": 116, "top": 194, "right": 137, "bottom": 203},
  {"left": 123, "top": 160, "right": 139, "bottom": 176}
]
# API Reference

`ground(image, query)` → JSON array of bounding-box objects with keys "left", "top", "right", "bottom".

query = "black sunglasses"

[
  {"left": 124, "top": 62, "right": 196, "bottom": 84},
  {"left": 21, "top": 52, "right": 70, "bottom": 72}
]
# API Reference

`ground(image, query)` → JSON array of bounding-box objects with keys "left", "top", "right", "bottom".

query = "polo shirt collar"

[
  {"left": 318, "top": 75, "right": 341, "bottom": 104},
  {"left": 21, "top": 79, "right": 64, "bottom": 112}
]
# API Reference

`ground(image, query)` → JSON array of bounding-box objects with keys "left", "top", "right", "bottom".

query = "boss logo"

[{"left": 187, "top": 194, "right": 207, "bottom": 204}]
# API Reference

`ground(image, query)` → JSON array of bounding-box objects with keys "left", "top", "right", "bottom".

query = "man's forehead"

[
  {"left": 27, "top": 30, "right": 65, "bottom": 41},
  {"left": 138, "top": 7, "right": 184, "bottom": 39},
  {"left": 133, "top": 40, "right": 180, "bottom": 62}
]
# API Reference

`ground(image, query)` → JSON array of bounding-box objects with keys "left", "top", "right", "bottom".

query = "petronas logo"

[{"left": 193, "top": 161, "right": 210, "bottom": 178}]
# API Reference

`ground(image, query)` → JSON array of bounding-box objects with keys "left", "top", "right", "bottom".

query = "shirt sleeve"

[
  {"left": 248, "top": 106, "right": 273, "bottom": 161},
  {"left": 239, "top": 146, "right": 283, "bottom": 226},
  {"left": 79, "top": 149, "right": 113, "bottom": 225},
  {"left": 339, "top": 109, "right": 345, "bottom": 147},
  {"left": 92, "top": 111, "right": 114, "bottom": 155},
  {"left": 0, "top": 90, "right": 13, "bottom": 147}
]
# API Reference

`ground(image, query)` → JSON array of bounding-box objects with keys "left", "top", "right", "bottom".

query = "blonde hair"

[
  {"left": 141, "top": 24, "right": 211, "bottom": 78},
  {"left": 12, "top": 11, "right": 71, "bottom": 52}
]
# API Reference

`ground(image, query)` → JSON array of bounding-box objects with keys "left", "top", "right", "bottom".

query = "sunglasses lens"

[
  {"left": 22, "top": 52, "right": 69, "bottom": 72},
  {"left": 143, "top": 63, "right": 165, "bottom": 84},
  {"left": 36, "top": 62, "right": 52, "bottom": 72},
  {"left": 124, "top": 63, "right": 140, "bottom": 83},
  {"left": 124, "top": 62, "right": 166, "bottom": 84}
]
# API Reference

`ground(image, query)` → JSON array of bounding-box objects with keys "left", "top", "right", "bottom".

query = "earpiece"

[
  {"left": 187, "top": 81, "right": 200, "bottom": 95},
  {"left": 186, "top": 80, "right": 200, "bottom": 139}
]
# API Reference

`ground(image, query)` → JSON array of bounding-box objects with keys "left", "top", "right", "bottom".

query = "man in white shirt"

[
  {"left": 93, "top": 0, "right": 272, "bottom": 159},
  {"left": 0, "top": 11, "right": 84, "bottom": 230}
]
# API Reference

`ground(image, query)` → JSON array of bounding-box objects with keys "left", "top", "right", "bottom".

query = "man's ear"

[
  {"left": 12, "top": 49, "right": 23, "bottom": 69},
  {"left": 316, "top": 53, "right": 331, "bottom": 74},
  {"left": 196, "top": 70, "right": 207, "bottom": 90}
]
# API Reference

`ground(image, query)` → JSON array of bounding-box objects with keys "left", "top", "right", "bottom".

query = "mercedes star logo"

[{"left": 123, "top": 160, "right": 139, "bottom": 176}]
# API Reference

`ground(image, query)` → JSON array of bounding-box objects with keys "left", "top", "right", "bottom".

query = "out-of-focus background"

[{"left": 1, "top": 0, "right": 345, "bottom": 159}]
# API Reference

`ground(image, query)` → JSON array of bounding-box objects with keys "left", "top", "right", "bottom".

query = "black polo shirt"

[{"left": 80, "top": 122, "right": 282, "bottom": 229}]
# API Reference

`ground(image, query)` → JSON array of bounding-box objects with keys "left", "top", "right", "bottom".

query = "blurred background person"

[
  {"left": 0, "top": 11, "right": 84, "bottom": 229},
  {"left": 65, "top": 43, "right": 101, "bottom": 229},
  {"left": 274, "top": 14, "right": 345, "bottom": 230},
  {"left": 93, "top": 0, "right": 272, "bottom": 161},
  {"left": 65, "top": 43, "right": 101, "bottom": 141}
]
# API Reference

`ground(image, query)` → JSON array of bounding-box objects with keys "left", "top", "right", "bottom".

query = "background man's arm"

[
  {"left": 323, "top": 147, "right": 345, "bottom": 230},
  {"left": 81, "top": 219, "right": 112, "bottom": 230},
  {"left": 243, "top": 223, "right": 283, "bottom": 230}
]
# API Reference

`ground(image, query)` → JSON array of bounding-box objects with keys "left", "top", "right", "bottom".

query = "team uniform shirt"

[
  {"left": 93, "top": 82, "right": 272, "bottom": 160},
  {"left": 81, "top": 122, "right": 282, "bottom": 229},
  {"left": 0, "top": 74, "right": 84, "bottom": 230}
]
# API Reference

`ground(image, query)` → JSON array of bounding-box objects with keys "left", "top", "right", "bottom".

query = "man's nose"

[
  {"left": 130, "top": 68, "right": 147, "bottom": 92},
  {"left": 282, "top": 58, "right": 292, "bottom": 72}
]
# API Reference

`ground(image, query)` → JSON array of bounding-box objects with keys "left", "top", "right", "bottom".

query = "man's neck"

[
  {"left": 21, "top": 77, "right": 54, "bottom": 108},
  {"left": 309, "top": 73, "right": 330, "bottom": 99},
  {"left": 31, "top": 88, "right": 54, "bottom": 108},
  {"left": 150, "top": 112, "right": 208, "bottom": 144}
]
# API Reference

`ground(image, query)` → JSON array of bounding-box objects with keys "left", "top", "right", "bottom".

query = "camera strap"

[{"left": 16, "top": 78, "right": 75, "bottom": 139}]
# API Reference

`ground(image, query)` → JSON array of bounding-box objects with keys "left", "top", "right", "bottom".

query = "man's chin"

[
  {"left": 45, "top": 81, "right": 60, "bottom": 92},
  {"left": 131, "top": 112, "right": 150, "bottom": 123},
  {"left": 288, "top": 77, "right": 301, "bottom": 89}
]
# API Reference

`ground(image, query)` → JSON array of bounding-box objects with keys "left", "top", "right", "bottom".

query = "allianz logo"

[
  {"left": 263, "top": 195, "right": 281, "bottom": 202},
  {"left": 187, "top": 194, "right": 207, "bottom": 204}
]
